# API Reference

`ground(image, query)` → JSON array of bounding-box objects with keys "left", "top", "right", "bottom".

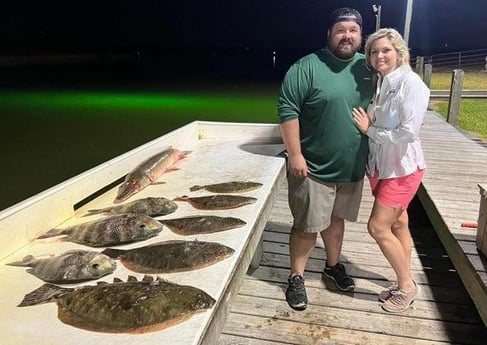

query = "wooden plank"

[
  {"left": 221, "top": 157, "right": 487, "bottom": 344},
  {"left": 419, "top": 110, "right": 487, "bottom": 325},
  {"left": 225, "top": 288, "right": 485, "bottom": 345},
  {"left": 250, "top": 265, "right": 473, "bottom": 305}
]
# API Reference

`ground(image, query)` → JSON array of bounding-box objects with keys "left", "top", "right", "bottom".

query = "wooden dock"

[{"left": 218, "top": 111, "right": 487, "bottom": 344}]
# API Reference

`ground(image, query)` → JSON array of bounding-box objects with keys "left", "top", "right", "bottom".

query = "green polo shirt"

[{"left": 278, "top": 48, "right": 373, "bottom": 182}]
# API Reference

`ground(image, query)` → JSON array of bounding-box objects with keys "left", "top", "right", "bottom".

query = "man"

[{"left": 277, "top": 7, "right": 373, "bottom": 311}]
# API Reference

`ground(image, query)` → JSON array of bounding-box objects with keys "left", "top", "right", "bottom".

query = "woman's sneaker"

[
  {"left": 382, "top": 281, "right": 420, "bottom": 313},
  {"left": 378, "top": 283, "right": 399, "bottom": 302},
  {"left": 285, "top": 275, "right": 308, "bottom": 310},
  {"left": 322, "top": 262, "right": 355, "bottom": 292}
]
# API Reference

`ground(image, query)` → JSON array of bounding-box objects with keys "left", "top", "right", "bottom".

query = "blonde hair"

[{"left": 364, "top": 28, "right": 411, "bottom": 71}]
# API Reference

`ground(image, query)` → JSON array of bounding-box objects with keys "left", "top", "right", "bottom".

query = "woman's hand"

[{"left": 352, "top": 106, "right": 371, "bottom": 135}]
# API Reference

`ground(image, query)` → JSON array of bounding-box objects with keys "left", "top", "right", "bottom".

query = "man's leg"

[
  {"left": 289, "top": 230, "right": 317, "bottom": 277},
  {"left": 320, "top": 214, "right": 344, "bottom": 267}
]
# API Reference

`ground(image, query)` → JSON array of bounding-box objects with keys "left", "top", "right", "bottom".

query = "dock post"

[{"left": 446, "top": 69, "right": 464, "bottom": 125}]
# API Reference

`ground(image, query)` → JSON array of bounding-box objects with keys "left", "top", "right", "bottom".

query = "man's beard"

[{"left": 327, "top": 38, "right": 360, "bottom": 59}]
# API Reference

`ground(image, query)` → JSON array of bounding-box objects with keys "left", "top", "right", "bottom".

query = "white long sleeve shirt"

[{"left": 366, "top": 65, "right": 430, "bottom": 178}]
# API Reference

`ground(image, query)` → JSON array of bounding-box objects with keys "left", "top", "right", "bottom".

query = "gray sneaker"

[
  {"left": 322, "top": 262, "right": 355, "bottom": 292},
  {"left": 285, "top": 275, "right": 308, "bottom": 310}
]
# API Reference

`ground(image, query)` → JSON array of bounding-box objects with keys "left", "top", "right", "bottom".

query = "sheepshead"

[
  {"left": 102, "top": 240, "right": 235, "bottom": 273},
  {"left": 115, "top": 148, "right": 190, "bottom": 203},
  {"left": 189, "top": 181, "right": 263, "bottom": 193},
  {"left": 160, "top": 215, "right": 246, "bottom": 236},
  {"left": 175, "top": 195, "right": 257, "bottom": 210},
  {"left": 6, "top": 250, "right": 116, "bottom": 283},
  {"left": 18, "top": 275, "right": 215, "bottom": 334},
  {"left": 36, "top": 213, "right": 163, "bottom": 247},
  {"left": 86, "top": 197, "right": 178, "bottom": 217}
]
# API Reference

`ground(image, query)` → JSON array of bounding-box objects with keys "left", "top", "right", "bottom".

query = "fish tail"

[
  {"left": 180, "top": 150, "right": 192, "bottom": 158},
  {"left": 189, "top": 185, "right": 203, "bottom": 192},
  {"left": 6, "top": 255, "right": 36, "bottom": 267},
  {"left": 101, "top": 248, "right": 125, "bottom": 259},
  {"left": 18, "top": 283, "right": 70, "bottom": 307}
]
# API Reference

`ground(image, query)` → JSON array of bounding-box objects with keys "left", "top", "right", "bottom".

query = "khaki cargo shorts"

[{"left": 287, "top": 174, "right": 364, "bottom": 233}]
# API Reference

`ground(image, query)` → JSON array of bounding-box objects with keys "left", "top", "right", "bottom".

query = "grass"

[
  {"left": 430, "top": 71, "right": 487, "bottom": 140},
  {"left": 430, "top": 71, "right": 487, "bottom": 90}
]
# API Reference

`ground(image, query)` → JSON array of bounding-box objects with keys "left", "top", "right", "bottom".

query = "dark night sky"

[{"left": 1, "top": 1, "right": 486, "bottom": 57}]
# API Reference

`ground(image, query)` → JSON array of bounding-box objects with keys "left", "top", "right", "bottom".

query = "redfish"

[{"left": 115, "top": 148, "right": 190, "bottom": 203}]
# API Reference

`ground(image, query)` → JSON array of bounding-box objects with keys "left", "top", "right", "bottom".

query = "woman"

[{"left": 352, "top": 28, "right": 430, "bottom": 313}]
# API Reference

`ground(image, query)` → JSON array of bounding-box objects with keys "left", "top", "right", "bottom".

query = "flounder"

[
  {"left": 115, "top": 148, "right": 190, "bottom": 203},
  {"left": 18, "top": 275, "right": 215, "bottom": 334},
  {"left": 174, "top": 195, "right": 257, "bottom": 210},
  {"left": 102, "top": 240, "right": 235, "bottom": 273},
  {"left": 36, "top": 213, "right": 163, "bottom": 247},
  {"left": 160, "top": 215, "right": 246, "bottom": 235},
  {"left": 6, "top": 250, "right": 116, "bottom": 283},
  {"left": 189, "top": 181, "right": 263, "bottom": 193},
  {"left": 86, "top": 197, "right": 178, "bottom": 217}
]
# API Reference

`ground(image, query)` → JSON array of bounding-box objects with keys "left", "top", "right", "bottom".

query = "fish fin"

[
  {"left": 189, "top": 185, "right": 203, "bottom": 192},
  {"left": 18, "top": 283, "right": 69, "bottom": 307},
  {"left": 36, "top": 228, "right": 69, "bottom": 240},
  {"left": 173, "top": 195, "right": 190, "bottom": 202},
  {"left": 150, "top": 181, "right": 166, "bottom": 186},
  {"left": 121, "top": 260, "right": 158, "bottom": 274},
  {"left": 84, "top": 208, "right": 106, "bottom": 216},
  {"left": 101, "top": 248, "right": 125, "bottom": 259},
  {"left": 142, "top": 275, "right": 154, "bottom": 282}
]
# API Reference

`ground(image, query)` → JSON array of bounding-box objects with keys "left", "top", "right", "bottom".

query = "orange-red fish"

[{"left": 115, "top": 148, "right": 190, "bottom": 203}]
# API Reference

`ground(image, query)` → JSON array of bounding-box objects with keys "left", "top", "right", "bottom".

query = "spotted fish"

[
  {"left": 36, "top": 214, "right": 163, "bottom": 247},
  {"left": 86, "top": 197, "right": 178, "bottom": 217},
  {"left": 18, "top": 275, "right": 215, "bottom": 334},
  {"left": 6, "top": 250, "right": 116, "bottom": 283},
  {"left": 102, "top": 240, "right": 235, "bottom": 273},
  {"left": 174, "top": 195, "right": 257, "bottom": 210},
  {"left": 115, "top": 148, "right": 190, "bottom": 203},
  {"left": 160, "top": 215, "right": 246, "bottom": 235},
  {"left": 189, "top": 181, "right": 263, "bottom": 193}
]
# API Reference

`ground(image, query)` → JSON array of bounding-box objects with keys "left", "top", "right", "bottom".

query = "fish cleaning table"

[{"left": 0, "top": 121, "right": 286, "bottom": 345}]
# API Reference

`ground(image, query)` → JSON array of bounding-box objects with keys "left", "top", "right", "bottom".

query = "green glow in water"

[{"left": 1, "top": 90, "right": 277, "bottom": 122}]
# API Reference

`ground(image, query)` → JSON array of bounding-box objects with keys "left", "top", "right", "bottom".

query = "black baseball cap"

[{"left": 329, "top": 7, "right": 363, "bottom": 30}]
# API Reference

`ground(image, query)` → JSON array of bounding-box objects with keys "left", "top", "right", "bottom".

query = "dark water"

[{"left": 0, "top": 59, "right": 282, "bottom": 210}]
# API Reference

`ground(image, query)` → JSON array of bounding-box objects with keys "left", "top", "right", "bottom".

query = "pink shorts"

[{"left": 368, "top": 169, "right": 425, "bottom": 210}]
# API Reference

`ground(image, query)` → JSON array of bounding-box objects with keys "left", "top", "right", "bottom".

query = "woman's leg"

[{"left": 368, "top": 201, "right": 415, "bottom": 293}]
